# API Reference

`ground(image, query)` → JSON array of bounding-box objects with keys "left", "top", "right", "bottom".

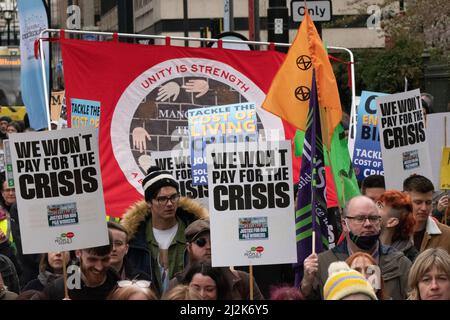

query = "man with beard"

[
  {"left": 403, "top": 175, "right": 450, "bottom": 253},
  {"left": 167, "top": 219, "right": 264, "bottom": 300},
  {"left": 299, "top": 195, "right": 412, "bottom": 300},
  {"left": 44, "top": 231, "right": 119, "bottom": 300}
]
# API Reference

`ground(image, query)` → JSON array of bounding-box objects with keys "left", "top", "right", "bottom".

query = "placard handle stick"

[{"left": 249, "top": 263, "right": 254, "bottom": 300}]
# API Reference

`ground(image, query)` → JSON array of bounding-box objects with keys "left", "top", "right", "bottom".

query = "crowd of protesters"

[
  {"left": 0, "top": 92, "right": 449, "bottom": 300},
  {"left": 1, "top": 162, "right": 449, "bottom": 300}
]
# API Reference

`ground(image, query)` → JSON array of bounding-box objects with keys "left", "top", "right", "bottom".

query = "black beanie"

[{"left": 142, "top": 166, "right": 179, "bottom": 201}]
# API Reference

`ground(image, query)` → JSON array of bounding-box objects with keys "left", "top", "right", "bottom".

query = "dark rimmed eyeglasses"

[
  {"left": 117, "top": 280, "right": 151, "bottom": 288},
  {"left": 346, "top": 215, "right": 382, "bottom": 224},
  {"left": 154, "top": 193, "right": 180, "bottom": 206}
]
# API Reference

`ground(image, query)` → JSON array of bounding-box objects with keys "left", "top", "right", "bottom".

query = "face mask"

[
  {"left": 348, "top": 231, "right": 380, "bottom": 251},
  {"left": 345, "top": 219, "right": 379, "bottom": 251}
]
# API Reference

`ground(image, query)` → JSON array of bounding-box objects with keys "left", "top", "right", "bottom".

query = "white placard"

[
  {"left": 150, "top": 149, "right": 209, "bottom": 208},
  {"left": 376, "top": 89, "right": 433, "bottom": 190},
  {"left": 9, "top": 127, "right": 109, "bottom": 254},
  {"left": 426, "top": 112, "right": 450, "bottom": 189},
  {"left": 206, "top": 140, "right": 296, "bottom": 267}
]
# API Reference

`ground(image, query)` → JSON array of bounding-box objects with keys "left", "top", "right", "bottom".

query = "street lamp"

[{"left": 0, "top": 0, "right": 16, "bottom": 46}]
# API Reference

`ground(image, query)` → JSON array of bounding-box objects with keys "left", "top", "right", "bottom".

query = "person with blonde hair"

[
  {"left": 161, "top": 284, "right": 201, "bottom": 300},
  {"left": 407, "top": 248, "right": 450, "bottom": 300},
  {"left": 107, "top": 280, "right": 157, "bottom": 300}
]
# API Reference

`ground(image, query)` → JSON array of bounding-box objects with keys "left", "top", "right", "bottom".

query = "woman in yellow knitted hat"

[{"left": 323, "top": 261, "right": 378, "bottom": 300}]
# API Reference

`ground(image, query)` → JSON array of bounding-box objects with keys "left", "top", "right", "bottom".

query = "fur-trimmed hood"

[{"left": 121, "top": 197, "right": 208, "bottom": 240}]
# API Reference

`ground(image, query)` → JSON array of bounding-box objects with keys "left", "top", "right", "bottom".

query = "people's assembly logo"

[
  {"left": 244, "top": 246, "right": 264, "bottom": 259},
  {"left": 55, "top": 232, "right": 75, "bottom": 245}
]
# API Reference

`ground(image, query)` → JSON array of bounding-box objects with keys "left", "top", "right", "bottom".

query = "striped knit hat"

[
  {"left": 323, "top": 261, "right": 377, "bottom": 300},
  {"left": 142, "top": 166, "right": 179, "bottom": 201}
]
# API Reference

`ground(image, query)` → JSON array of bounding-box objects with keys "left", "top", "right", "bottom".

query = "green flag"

[
  {"left": 294, "top": 123, "right": 360, "bottom": 208},
  {"left": 328, "top": 123, "right": 360, "bottom": 207}
]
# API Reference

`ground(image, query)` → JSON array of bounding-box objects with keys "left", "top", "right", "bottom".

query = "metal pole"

[
  {"left": 39, "top": 28, "right": 356, "bottom": 127},
  {"left": 254, "top": 0, "right": 260, "bottom": 42},
  {"left": 248, "top": 0, "right": 255, "bottom": 41},
  {"left": 39, "top": 36, "right": 51, "bottom": 130},
  {"left": 183, "top": 0, "right": 189, "bottom": 47},
  {"left": 7, "top": 19, "right": 10, "bottom": 46},
  {"left": 118, "top": 0, "right": 134, "bottom": 43},
  {"left": 230, "top": 0, "right": 234, "bottom": 31}
]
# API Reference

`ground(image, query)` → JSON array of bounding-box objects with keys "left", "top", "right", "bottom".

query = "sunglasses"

[
  {"left": 117, "top": 280, "right": 151, "bottom": 288},
  {"left": 194, "top": 237, "right": 208, "bottom": 248}
]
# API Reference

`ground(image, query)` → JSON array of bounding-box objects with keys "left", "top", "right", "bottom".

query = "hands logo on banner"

[{"left": 130, "top": 76, "right": 257, "bottom": 177}]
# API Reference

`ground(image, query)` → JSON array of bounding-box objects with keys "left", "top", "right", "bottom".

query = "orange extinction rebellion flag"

[{"left": 262, "top": 10, "right": 342, "bottom": 149}]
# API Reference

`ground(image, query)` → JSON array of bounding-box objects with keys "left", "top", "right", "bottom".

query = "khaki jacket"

[{"left": 420, "top": 217, "right": 450, "bottom": 254}]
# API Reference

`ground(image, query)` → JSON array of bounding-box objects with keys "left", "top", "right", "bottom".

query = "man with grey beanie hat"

[{"left": 121, "top": 166, "right": 208, "bottom": 296}]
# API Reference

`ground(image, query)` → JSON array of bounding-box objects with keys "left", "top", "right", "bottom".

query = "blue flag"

[
  {"left": 17, "top": 0, "right": 49, "bottom": 130},
  {"left": 294, "top": 70, "right": 331, "bottom": 287}
]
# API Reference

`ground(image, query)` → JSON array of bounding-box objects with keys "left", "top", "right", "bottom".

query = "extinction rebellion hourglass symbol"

[{"left": 294, "top": 55, "right": 312, "bottom": 102}]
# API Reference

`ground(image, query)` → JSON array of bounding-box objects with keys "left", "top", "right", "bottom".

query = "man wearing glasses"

[
  {"left": 121, "top": 166, "right": 208, "bottom": 297},
  {"left": 299, "top": 195, "right": 412, "bottom": 300},
  {"left": 107, "top": 221, "right": 152, "bottom": 283},
  {"left": 167, "top": 219, "right": 264, "bottom": 300}
]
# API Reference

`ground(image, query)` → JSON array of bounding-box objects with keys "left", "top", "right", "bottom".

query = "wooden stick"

[
  {"left": 249, "top": 264, "right": 254, "bottom": 300},
  {"left": 312, "top": 230, "right": 316, "bottom": 255},
  {"left": 62, "top": 251, "right": 69, "bottom": 299}
]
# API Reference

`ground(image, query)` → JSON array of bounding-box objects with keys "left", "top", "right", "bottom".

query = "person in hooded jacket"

[{"left": 121, "top": 166, "right": 208, "bottom": 296}]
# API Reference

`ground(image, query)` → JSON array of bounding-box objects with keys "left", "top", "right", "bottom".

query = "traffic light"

[
  {"left": 267, "top": 0, "right": 289, "bottom": 53},
  {"left": 210, "top": 18, "right": 223, "bottom": 38}
]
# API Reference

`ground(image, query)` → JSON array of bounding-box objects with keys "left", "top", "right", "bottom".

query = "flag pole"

[{"left": 312, "top": 231, "right": 316, "bottom": 254}]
